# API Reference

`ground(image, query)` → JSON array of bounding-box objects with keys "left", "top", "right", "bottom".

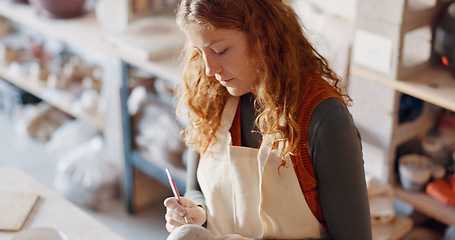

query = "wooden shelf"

[
  {"left": 0, "top": 1, "right": 182, "bottom": 84},
  {"left": 351, "top": 65, "right": 455, "bottom": 112},
  {"left": 116, "top": 49, "right": 181, "bottom": 85},
  {"left": 0, "top": 2, "right": 111, "bottom": 57},
  {"left": 395, "top": 186, "right": 455, "bottom": 226},
  {"left": 0, "top": 65, "right": 105, "bottom": 130}
]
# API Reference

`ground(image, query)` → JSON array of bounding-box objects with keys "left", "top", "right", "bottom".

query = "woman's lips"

[{"left": 220, "top": 78, "right": 234, "bottom": 86}]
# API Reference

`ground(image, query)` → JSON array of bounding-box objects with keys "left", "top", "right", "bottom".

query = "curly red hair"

[{"left": 176, "top": 0, "right": 349, "bottom": 158}]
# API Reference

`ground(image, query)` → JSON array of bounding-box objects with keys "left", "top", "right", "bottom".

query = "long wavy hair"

[{"left": 176, "top": 0, "right": 349, "bottom": 158}]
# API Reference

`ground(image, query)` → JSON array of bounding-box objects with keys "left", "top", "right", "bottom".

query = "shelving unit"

[
  {"left": 0, "top": 1, "right": 182, "bottom": 84},
  {"left": 0, "top": 2, "right": 111, "bottom": 132},
  {"left": 0, "top": 2, "right": 111, "bottom": 58},
  {"left": 0, "top": 3, "right": 121, "bottom": 127},
  {"left": 120, "top": 61, "right": 186, "bottom": 213},
  {"left": 0, "top": 1, "right": 185, "bottom": 213},
  {"left": 351, "top": 65, "right": 455, "bottom": 227},
  {"left": 350, "top": 0, "right": 455, "bottom": 232},
  {"left": 0, "top": 64, "right": 105, "bottom": 130}
]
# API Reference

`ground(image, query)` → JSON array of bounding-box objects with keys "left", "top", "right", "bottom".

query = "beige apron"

[{"left": 197, "top": 97, "right": 326, "bottom": 239}]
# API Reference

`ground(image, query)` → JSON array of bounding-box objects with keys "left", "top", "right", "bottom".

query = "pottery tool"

[{"left": 165, "top": 169, "right": 189, "bottom": 224}]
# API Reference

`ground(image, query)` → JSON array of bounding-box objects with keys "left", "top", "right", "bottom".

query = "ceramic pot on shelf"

[
  {"left": 29, "top": 0, "right": 87, "bottom": 19},
  {"left": 399, "top": 154, "right": 433, "bottom": 192},
  {"left": 9, "top": 0, "right": 29, "bottom": 4}
]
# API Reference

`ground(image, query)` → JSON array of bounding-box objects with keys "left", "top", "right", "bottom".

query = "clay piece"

[{"left": 167, "top": 224, "right": 213, "bottom": 240}]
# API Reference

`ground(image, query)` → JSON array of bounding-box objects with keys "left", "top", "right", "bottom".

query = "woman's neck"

[{"left": 240, "top": 93, "right": 262, "bottom": 148}]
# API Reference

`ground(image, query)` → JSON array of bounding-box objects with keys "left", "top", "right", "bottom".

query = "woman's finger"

[
  {"left": 165, "top": 211, "right": 188, "bottom": 226},
  {"left": 180, "top": 197, "right": 197, "bottom": 207},
  {"left": 166, "top": 222, "right": 177, "bottom": 233},
  {"left": 164, "top": 197, "right": 197, "bottom": 225},
  {"left": 186, "top": 206, "right": 206, "bottom": 225},
  {"left": 164, "top": 197, "right": 180, "bottom": 208},
  {"left": 165, "top": 197, "right": 189, "bottom": 217}
]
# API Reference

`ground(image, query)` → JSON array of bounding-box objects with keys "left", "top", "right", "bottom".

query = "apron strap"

[{"left": 220, "top": 96, "right": 240, "bottom": 130}]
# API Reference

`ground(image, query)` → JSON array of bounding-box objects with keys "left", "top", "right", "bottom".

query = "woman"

[{"left": 164, "top": 0, "right": 372, "bottom": 239}]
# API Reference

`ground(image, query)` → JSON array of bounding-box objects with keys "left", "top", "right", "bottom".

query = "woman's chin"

[{"left": 226, "top": 88, "right": 248, "bottom": 97}]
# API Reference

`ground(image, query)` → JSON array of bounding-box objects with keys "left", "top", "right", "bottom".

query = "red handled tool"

[{"left": 166, "top": 168, "right": 189, "bottom": 224}]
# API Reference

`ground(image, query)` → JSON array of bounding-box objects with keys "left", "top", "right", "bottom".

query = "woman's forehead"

[{"left": 184, "top": 23, "right": 245, "bottom": 47}]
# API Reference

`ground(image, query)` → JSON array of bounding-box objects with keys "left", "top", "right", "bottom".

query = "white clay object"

[
  {"left": 80, "top": 89, "right": 99, "bottom": 113},
  {"left": 167, "top": 224, "right": 213, "bottom": 240}
]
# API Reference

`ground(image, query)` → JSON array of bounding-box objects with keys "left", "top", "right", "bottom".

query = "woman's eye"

[{"left": 214, "top": 49, "right": 227, "bottom": 55}]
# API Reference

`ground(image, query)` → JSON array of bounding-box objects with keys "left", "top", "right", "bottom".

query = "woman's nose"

[{"left": 203, "top": 54, "right": 222, "bottom": 77}]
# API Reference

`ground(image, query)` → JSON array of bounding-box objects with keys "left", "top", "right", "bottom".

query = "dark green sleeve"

[{"left": 308, "top": 98, "right": 372, "bottom": 240}]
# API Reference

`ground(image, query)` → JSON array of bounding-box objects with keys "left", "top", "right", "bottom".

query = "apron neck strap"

[{"left": 220, "top": 96, "right": 239, "bottom": 130}]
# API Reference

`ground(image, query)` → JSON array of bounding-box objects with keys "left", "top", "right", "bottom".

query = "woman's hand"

[{"left": 164, "top": 197, "right": 206, "bottom": 233}]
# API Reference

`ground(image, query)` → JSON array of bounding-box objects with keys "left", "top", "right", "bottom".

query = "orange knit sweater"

[{"left": 229, "top": 77, "right": 345, "bottom": 227}]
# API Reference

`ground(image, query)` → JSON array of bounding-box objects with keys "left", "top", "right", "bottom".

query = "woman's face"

[{"left": 184, "top": 23, "right": 258, "bottom": 96}]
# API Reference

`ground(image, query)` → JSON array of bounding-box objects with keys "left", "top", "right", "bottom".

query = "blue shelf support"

[
  {"left": 120, "top": 60, "right": 136, "bottom": 214},
  {"left": 120, "top": 60, "right": 186, "bottom": 214}
]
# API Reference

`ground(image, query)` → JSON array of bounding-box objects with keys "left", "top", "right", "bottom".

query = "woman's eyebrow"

[
  {"left": 204, "top": 39, "right": 225, "bottom": 48},
  {"left": 190, "top": 39, "right": 225, "bottom": 49}
]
